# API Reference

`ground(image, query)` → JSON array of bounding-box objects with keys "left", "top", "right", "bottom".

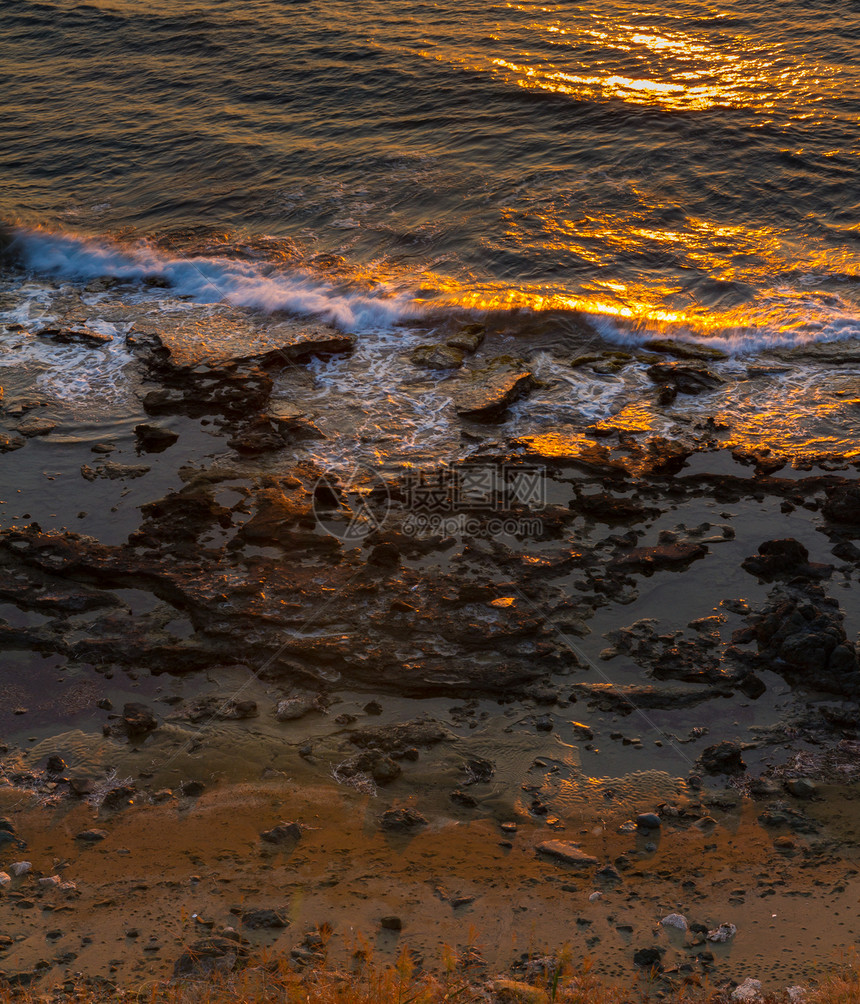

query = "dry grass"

[{"left": 1, "top": 948, "right": 859, "bottom": 1004}]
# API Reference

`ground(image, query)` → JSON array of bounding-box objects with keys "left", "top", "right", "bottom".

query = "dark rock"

[
  {"left": 350, "top": 720, "right": 450, "bottom": 752},
  {"left": 363, "top": 700, "right": 383, "bottom": 716},
  {"left": 699, "top": 741, "right": 746, "bottom": 775},
  {"left": 750, "top": 591, "right": 860, "bottom": 694},
  {"left": 380, "top": 808, "right": 427, "bottom": 832},
  {"left": 173, "top": 937, "right": 248, "bottom": 978},
  {"left": 69, "top": 778, "right": 95, "bottom": 797},
  {"left": 612, "top": 541, "right": 707, "bottom": 573},
  {"left": 241, "top": 909, "right": 289, "bottom": 930},
  {"left": 742, "top": 538, "right": 831, "bottom": 581},
  {"left": 633, "top": 947, "right": 665, "bottom": 969},
  {"left": 46, "top": 755, "right": 66, "bottom": 775},
  {"left": 261, "top": 821, "right": 302, "bottom": 844},
  {"left": 134, "top": 423, "right": 179, "bottom": 452},
  {"left": 120, "top": 702, "right": 158, "bottom": 737},
  {"left": 822, "top": 483, "right": 860, "bottom": 525},
  {"left": 76, "top": 829, "right": 108, "bottom": 842},
  {"left": 785, "top": 778, "right": 817, "bottom": 800},
  {"left": 380, "top": 915, "right": 403, "bottom": 931},
  {"left": 636, "top": 813, "right": 661, "bottom": 830},
  {"left": 646, "top": 362, "right": 721, "bottom": 395},
  {"left": 450, "top": 789, "right": 478, "bottom": 808}
]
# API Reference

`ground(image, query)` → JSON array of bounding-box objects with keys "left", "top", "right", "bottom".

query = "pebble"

[
  {"left": 380, "top": 915, "right": 402, "bottom": 931},
  {"left": 535, "top": 840, "right": 599, "bottom": 868},
  {"left": 0, "top": 872, "right": 10, "bottom": 886},
  {"left": 636, "top": 812, "right": 661, "bottom": 830},
  {"left": 732, "top": 978, "right": 763, "bottom": 1002},
  {"left": 9, "top": 861, "right": 31, "bottom": 876},
  {"left": 661, "top": 913, "right": 688, "bottom": 931},
  {"left": 588, "top": 891, "right": 602, "bottom": 903},
  {"left": 785, "top": 778, "right": 817, "bottom": 800},
  {"left": 261, "top": 821, "right": 302, "bottom": 844},
  {"left": 707, "top": 922, "right": 738, "bottom": 943},
  {"left": 38, "top": 875, "right": 61, "bottom": 887}
]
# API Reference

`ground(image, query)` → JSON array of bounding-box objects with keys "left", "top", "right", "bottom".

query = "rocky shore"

[{"left": 2, "top": 274, "right": 860, "bottom": 994}]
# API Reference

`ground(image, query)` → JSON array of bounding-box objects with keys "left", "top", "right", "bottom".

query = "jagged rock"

[
  {"left": 380, "top": 807, "right": 427, "bottom": 832},
  {"left": 349, "top": 720, "right": 451, "bottom": 752},
  {"left": 410, "top": 344, "right": 464, "bottom": 370},
  {"left": 455, "top": 358, "right": 535, "bottom": 421},
  {"left": 699, "top": 741, "right": 746, "bottom": 775},
  {"left": 36, "top": 326, "right": 112, "bottom": 346},
  {"left": 742, "top": 539, "right": 831, "bottom": 581},
  {"left": 16, "top": 415, "right": 57, "bottom": 437},
  {"left": 120, "top": 702, "right": 158, "bottom": 737},
  {"left": 822, "top": 483, "right": 860, "bottom": 525},
  {"left": 647, "top": 362, "right": 722, "bottom": 395},
  {"left": 446, "top": 323, "right": 485, "bottom": 353},
  {"left": 81, "top": 461, "right": 150, "bottom": 481},
  {"left": 643, "top": 339, "right": 728, "bottom": 361}
]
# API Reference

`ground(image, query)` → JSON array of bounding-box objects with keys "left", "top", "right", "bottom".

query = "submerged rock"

[
  {"left": 380, "top": 807, "right": 427, "bottom": 832},
  {"left": 134, "top": 423, "right": 179, "bottom": 452},
  {"left": 446, "top": 323, "right": 485, "bottom": 353}
]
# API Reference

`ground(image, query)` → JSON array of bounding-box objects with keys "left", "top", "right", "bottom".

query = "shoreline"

[{"left": 1, "top": 268, "right": 860, "bottom": 992}]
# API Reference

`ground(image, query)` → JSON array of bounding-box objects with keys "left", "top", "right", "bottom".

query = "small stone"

[
  {"left": 588, "top": 891, "right": 602, "bottom": 903},
  {"left": 636, "top": 813, "right": 661, "bottom": 830},
  {"left": 660, "top": 913, "right": 688, "bottom": 931},
  {"left": 693, "top": 816, "right": 717, "bottom": 830},
  {"left": 732, "top": 978, "right": 763, "bottom": 1002},
  {"left": 410, "top": 343, "right": 464, "bottom": 370},
  {"left": 0, "top": 818, "right": 15, "bottom": 834},
  {"left": 699, "top": 741, "right": 746, "bottom": 775},
  {"left": 380, "top": 915, "right": 402, "bottom": 931},
  {"left": 707, "top": 922, "right": 738, "bottom": 943},
  {"left": 571, "top": 721, "right": 594, "bottom": 740},
  {"left": 363, "top": 700, "right": 383, "bottom": 715},
  {"left": 633, "top": 946, "right": 665, "bottom": 969},
  {"left": 536, "top": 840, "right": 599, "bottom": 868},
  {"left": 785, "top": 778, "right": 817, "bottom": 800},
  {"left": 9, "top": 861, "right": 32, "bottom": 876},
  {"left": 261, "top": 821, "right": 302, "bottom": 844},
  {"left": 75, "top": 829, "right": 108, "bottom": 842},
  {"left": 39, "top": 875, "right": 61, "bottom": 887},
  {"left": 0, "top": 872, "right": 11, "bottom": 887},
  {"left": 500, "top": 822, "right": 517, "bottom": 833},
  {"left": 380, "top": 807, "right": 427, "bottom": 832},
  {"left": 46, "top": 755, "right": 67, "bottom": 774}
]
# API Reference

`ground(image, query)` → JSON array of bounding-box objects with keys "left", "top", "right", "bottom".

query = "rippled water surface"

[{"left": 2, "top": 0, "right": 859, "bottom": 348}]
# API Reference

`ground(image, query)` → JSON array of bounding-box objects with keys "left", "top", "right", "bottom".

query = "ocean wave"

[{"left": 4, "top": 226, "right": 426, "bottom": 332}]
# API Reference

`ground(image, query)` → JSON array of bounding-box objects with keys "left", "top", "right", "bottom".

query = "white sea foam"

[{"left": 7, "top": 227, "right": 425, "bottom": 332}]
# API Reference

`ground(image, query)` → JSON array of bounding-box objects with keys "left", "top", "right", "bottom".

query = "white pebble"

[
  {"left": 661, "top": 913, "right": 688, "bottom": 931},
  {"left": 707, "top": 922, "right": 738, "bottom": 943},
  {"left": 39, "top": 875, "right": 61, "bottom": 887},
  {"left": 732, "top": 978, "right": 763, "bottom": 1002},
  {"left": 588, "top": 891, "right": 602, "bottom": 902},
  {"left": 9, "top": 861, "right": 31, "bottom": 877}
]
